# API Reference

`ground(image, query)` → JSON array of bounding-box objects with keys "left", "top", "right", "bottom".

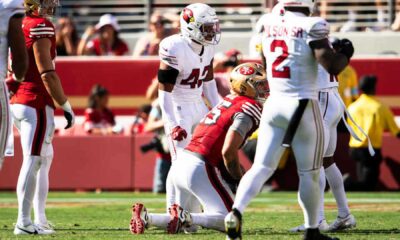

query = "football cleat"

[
  {"left": 303, "top": 228, "right": 340, "bottom": 240},
  {"left": 35, "top": 222, "right": 55, "bottom": 234},
  {"left": 14, "top": 223, "right": 54, "bottom": 235},
  {"left": 167, "top": 204, "right": 187, "bottom": 234},
  {"left": 328, "top": 214, "right": 356, "bottom": 232},
  {"left": 130, "top": 203, "right": 148, "bottom": 234},
  {"left": 224, "top": 208, "right": 242, "bottom": 240},
  {"left": 290, "top": 219, "right": 329, "bottom": 232}
]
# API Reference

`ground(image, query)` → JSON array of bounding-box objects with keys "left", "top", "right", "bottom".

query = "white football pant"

[
  {"left": 0, "top": 81, "right": 11, "bottom": 169},
  {"left": 11, "top": 104, "right": 55, "bottom": 226},
  {"left": 164, "top": 100, "right": 208, "bottom": 213},
  {"left": 233, "top": 95, "right": 324, "bottom": 229}
]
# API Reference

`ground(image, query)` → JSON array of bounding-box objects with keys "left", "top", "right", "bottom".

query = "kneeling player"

[{"left": 130, "top": 62, "right": 267, "bottom": 234}]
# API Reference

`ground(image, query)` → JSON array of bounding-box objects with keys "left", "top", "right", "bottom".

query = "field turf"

[{"left": 0, "top": 191, "right": 399, "bottom": 239}]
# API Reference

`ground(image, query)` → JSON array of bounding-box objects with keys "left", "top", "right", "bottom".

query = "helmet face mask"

[
  {"left": 24, "top": 0, "right": 60, "bottom": 17},
  {"left": 230, "top": 63, "right": 268, "bottom": 103},
  {"left": 180, "top": 3, "right": 221, "bottom": 46}
]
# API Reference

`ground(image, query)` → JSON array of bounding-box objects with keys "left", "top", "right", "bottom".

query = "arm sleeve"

[
  {"left": 229, "top": 112, "right": 254, "bottom": 138},
  {"left": 307, "top": 18, "right": 330, "bottom": 44},
  {"left": 203, "top": 79, "right": 221, "bottom": 108},
  {"left": 158, "top": 89, "right": 178, "bottom": 128},
  {"left": 159, "top": 38, "right": 181, "bottom": 72}
]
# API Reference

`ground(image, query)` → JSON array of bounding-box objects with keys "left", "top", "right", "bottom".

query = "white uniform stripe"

[
  {"left": 30, "top": 27, "right": 54, "bottom": 31},
  {"left": 241, "top": 106, "right": 260, "bottom": 121},
  {"left": 30, "top": 32, "right": 54, "bottom": 35},
  {"left": 242, "top": 104, "right": 261, "bottom": 120},
  {"left": 243, "top": 103, "right": 262, "bottom": 118}
]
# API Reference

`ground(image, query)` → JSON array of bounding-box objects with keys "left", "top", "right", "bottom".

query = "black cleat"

[
  {"left": 304, "top": 228, "right": 340, "bottom": 240},
  {"left": 225, "top": 208, "right": 242, "bottom": 240}
]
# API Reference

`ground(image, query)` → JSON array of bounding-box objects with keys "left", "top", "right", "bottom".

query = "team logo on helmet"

[
  {"left": 239, "top": 66, "right": 255, "bottom": 75},
  {"left": 182, "top": 8, "right": 195, "bottom": 23}
]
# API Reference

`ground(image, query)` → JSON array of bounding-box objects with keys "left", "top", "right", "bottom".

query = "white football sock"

[
  {"left": 16, "top": 156, "right": 41, "bottom": 226},
  {"left": 325, "top": 163, "right": 350, "bottom": 218},
  {"left": 318, "top": 167, "right": 326, "bottom": 222},
  {"left": 148, "top": 213, "right": 170, "bottom": 228},
  {"left": 33, "top": 155, "right": 53, "bottom": 225},
  {"left": 191, "top": 213, "right": 225, "bottom": 231},
  {"left": 233, "top": 165, "right": 275, "bottom": 214},
  {"left": 298, "top": 169, "right": 320, "bottom": 229}
]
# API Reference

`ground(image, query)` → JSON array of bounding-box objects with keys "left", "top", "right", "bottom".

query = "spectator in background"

[
  {"left": 78, "top": 14, "right": 129, "bottom": 56},
  {"left": 55, "top": 17, "right": 79, "bottom": 56},
  {"left": 213, "top": 49, "right": 242, "bottom": 97},
  {"left": 345, "top": 75, "right": 400, "bottom": 191},
  {"left": 133, "top": 11, "right": 179, "bottom": 57},
  {"left": 131, "top": 104, "right": 152, "bottom": 134},
  {"left": 84, "top": 84, "right": 120, "bottom": 134}
]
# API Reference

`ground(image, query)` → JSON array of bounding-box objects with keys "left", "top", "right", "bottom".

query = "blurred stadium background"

[{"left": 1, "top": 0, "right": 399, "bottom": 192}]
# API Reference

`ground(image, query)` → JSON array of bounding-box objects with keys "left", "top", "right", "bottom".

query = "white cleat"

[
  {"left": 328, "top": 214, "right": 356, "bottom": 232},
  {"left": 14, "top": 223, "right": 54, "bottom": 235},
  {"left": 224, "top": 209, "right": 242, "bottom": 240},
  {"left": 290, "top": 219, "right": 330, "bottom": 232},
  {"left": 35, "top": 222, "right": 56, "bottom": 234}
]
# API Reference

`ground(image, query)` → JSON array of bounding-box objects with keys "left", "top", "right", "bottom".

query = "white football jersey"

[
  {"left": 317, "top": 65, "right": 339, "bottom": 90},
  {"left": 261, "top": 11, "right": 330, "bottom": 99},
  {"left": 0, "top": 0, "right": 24, "bottom": 81},
  {"left": 159, "top": 34, "right": 215, "bottom": 102}
]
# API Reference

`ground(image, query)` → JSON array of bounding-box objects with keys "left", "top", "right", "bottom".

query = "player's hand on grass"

[{"left": 171, "top": 126, "right": 187, "bottom": 141}]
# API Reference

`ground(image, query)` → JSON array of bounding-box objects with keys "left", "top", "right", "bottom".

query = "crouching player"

[{"left": 130, "top": 62, "right": 267, "bottom": 234}]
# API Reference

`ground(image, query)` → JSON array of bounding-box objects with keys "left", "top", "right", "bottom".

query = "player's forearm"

[
  {"left": 41, "top": 71, "right": 68, "bottom": 106},
  {"left": 223, "top": 152, "right": 243, "bottom": 181},
  {"left": 8, "top": 17, "right": 28, "bottom": 79},
  {"left": 158, "top": 89, "right": 178, "bottom": 127},
  {"left": 203, "top": 80, "right": 220, "bottom": 107}
]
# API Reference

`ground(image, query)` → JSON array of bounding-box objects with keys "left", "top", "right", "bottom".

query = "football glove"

[
  {"left": 61, "top": 101, "right": 75, "bottom": 129},
  {"left": 339, "top": 38, "right": 354, "bottom": 60},
  {"left": 171, "top": 126, "right": 187, "bottom": 141}
]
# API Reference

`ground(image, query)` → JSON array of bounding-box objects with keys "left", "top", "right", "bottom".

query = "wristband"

[
  {"left": 61, "top": 101, "right": 72, "bottom": 112},
  {"left": 12, "top": 73, "right": 25, "bottom": 83}
]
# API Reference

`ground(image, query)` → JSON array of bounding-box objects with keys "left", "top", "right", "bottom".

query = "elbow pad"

[{"left": 158, "top": 68, "right": 179, "bottom": 84}]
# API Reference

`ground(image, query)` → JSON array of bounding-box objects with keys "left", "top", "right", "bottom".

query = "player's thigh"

[
  {"left": 323, "top": 94, "right": 342, "bottom": 157},
  {"left": 190, "top": 164, "right": 233, "bottom": 215},
  {"left": 292, "top": 100, "right": 324, "bottom": 171},
  {"left": 254, "top": 97, "right": 291, "bottom": 170},
  {"left": 11, "top": 104, "right": 38, "bottom": 155},
  {"left": 0, "top": 88, "right": 10, "bottom": 158}
]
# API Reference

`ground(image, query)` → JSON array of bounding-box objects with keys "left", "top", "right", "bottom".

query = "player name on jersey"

[{"left": 264, "top": 25, "right": 303, "bottom": 38}]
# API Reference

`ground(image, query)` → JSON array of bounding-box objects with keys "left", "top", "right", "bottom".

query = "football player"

[
  {"left": 0, "top": 0, "right": 28, "bottom": 170},
  {"left": 130, "top": 63, "right": 266, "bottom": 234},
  {"left": 291, "top": 38, "right": 357, "bottom": 233},
  {"left": 157, "top": 3, "right": 221, "bottom": 219},
  {"left": 9, "top": 0, "right": 75, "bottom": 235},
  {"left": 225, "top": 0, "right": 350, "bottom": 239}
]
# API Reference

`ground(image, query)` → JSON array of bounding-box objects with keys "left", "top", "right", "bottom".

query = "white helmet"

[
  {"left": 279, "top": 0, "right": 316, "bottom": 13},
  {"left": 180, "top": 3, "right": 221, "bottom": 46}
]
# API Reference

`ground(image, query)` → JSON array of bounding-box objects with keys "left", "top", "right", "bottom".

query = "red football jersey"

[
  {"left": 185, "top": 94, "right": 262, "bottom": 167},
  {"left": 10, "top": 15, "right": 56, "bottom": 109}
]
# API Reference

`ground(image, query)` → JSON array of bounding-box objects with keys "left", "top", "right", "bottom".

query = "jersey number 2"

[
  {"left": 270, "top": 40, "right": 291, "bottom": 78},
  {"left": 181, "top": 66, "right": 210, "bottom": 88}
]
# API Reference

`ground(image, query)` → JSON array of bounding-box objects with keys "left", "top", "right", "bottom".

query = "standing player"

[
  {"left": 225, "top": 0, "right": 351, "bottom": 239},
  {"left": 11, "top": 0, "right": 75, "bottom": 235},
  {"left": 157, "top": 3, "right": 221, "bottom": 213},
  {"left": 0, "top": 0, "right": 28, "bottom": 170},
  {"left": 130, "top": 63, "right": 266, "bottom": 234},
  {"left": 291, "top": 39, "right": 357, "bottom": 232}
]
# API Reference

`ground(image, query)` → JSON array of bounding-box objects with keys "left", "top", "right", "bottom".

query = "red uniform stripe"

[
  {"left": 31, "top": 109, "right": 46, "bottom": 156},
  {"left": 205, "top": 164, "right": 233, "bottom": 212}
]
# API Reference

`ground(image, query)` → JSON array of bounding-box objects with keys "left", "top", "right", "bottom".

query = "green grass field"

[{"left": 0, "top": 191, "right": 399, "bottom": 239}]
